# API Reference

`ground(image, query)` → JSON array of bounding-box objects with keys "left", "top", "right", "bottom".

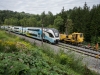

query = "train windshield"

[
  {"left": 47, "top": 32, "right": 54, "bottom": 38},
  {"left": 80, "top": 33, "right": 83, "bottom": 37},
  {"left": 51, "top": 28, "right": 59, "bottom": 37}
]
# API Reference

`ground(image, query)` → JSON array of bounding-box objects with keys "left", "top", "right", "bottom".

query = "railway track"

[
  {"left": 56, "top": 42, "right": 100, "bottom": 59},
  {"left": 80, "top": 44, "right": 100, "bottom": 53}
]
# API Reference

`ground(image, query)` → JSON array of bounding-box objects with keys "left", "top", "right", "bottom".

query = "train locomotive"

[
  {"left": 0, "top": 25, "right": 60, "bottom": 44},
  {"left": 60, "top": 32, "right": 84, "bottom": 44},
  {"left": 26, "top": 27, "right": 60, "bottom": 44}
]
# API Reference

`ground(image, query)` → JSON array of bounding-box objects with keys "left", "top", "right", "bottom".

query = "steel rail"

[{"left": 56, "top": 42, "right": 100, "bottom": 59}]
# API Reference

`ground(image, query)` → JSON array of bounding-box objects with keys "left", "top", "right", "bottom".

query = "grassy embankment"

[{"left": 0, "top": 30, "right": 98, "bottom": 75}]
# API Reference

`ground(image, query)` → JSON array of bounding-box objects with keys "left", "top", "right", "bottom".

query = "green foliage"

[
  {"left": 41, "top": 47, "right": 98, "bottom": 75},
  {"left": 27, "top": 17, "right": 37, "bottom": 26},
  {"left": 0, "top": 30, "right": 69, "bottom": 75},
  {"left": 19, "top": 17, "right": 37, "bottom": 27},
  {"left": 59, "top": 54, "right": 72, "bottom": 65},
  {"left": 0, "top": 30, "right": 17, "bottom": 41},
  {"left": 0, "top": 48, "right": 69, "bottom": 75},
  {"left": 54, "top": 16, "right": 64, "bottom": 32},
  {"left": 4, "top": 18, "right": 18, "bottom": 25},
  {"left": 65, "top": 19, "right": 73, "bottom": 34},
  {"left": 0, "top": 40, "right": 17, "bottom": 52},
  {"left": 0, "top": 53, "right": 29, "bottom": 75},
  {"left": 0, "top": 31, "right": 9, "bottom": 40},
  {"left": 69, "top": 3, "right": 100, "bottom": 43}
]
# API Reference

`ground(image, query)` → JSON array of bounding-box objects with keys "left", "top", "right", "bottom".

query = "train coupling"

[{"left": 54, "top": 39, "right": 59, "bottom": 44}]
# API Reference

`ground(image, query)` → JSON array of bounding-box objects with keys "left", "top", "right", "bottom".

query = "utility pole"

[
  {"left": 41, "top": 23, "right": 43, "bottom": 46},
  {"left": 22, "top": 25, "right": 23, "bottom": 34},
  {"left": 8, "top": 25, "right": 10, "bottom": 34},
  {"left": 41, "top": 12, "right": 45, "bottom": 46}
]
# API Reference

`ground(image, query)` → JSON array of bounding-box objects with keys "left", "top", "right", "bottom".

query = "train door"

[
  {"left": 38, "top": 33, "right": 40, "bottom": 37},
  {"left": 72, "top": 34, "right": 78, "bottom": 42},
  {"left": 76, "top": 34, "right": 78, "bottom": 41}
]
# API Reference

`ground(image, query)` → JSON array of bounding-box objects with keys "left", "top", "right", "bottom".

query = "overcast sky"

[{"left": 0, "top": 0, "right": 100, "bottom": 15}]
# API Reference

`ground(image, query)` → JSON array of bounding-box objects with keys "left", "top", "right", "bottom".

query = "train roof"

[
  {"left": 2, "top": 25, "right": 58, "bottom": 32},
  {"left": 26, "top": 27, "right": 57, "bottom": 30},
  {"left": 72, "top": 32, "right": 83, "bottom": 34}
]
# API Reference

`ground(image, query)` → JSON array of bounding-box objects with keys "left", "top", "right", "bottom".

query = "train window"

[
  {"left": 48, "top": 32, "right": 54, "bottom": 38},
  {"left": 14, "top": 28, "right": 19, "bottom": 29},
  {"left": 38, "top": 33, "right": 40, "bottom": 37},
  {"left": 29, "top": 33, "right": 37, "bottom": 37},
  {"left": 38, "top": 33, "right": 40, "bottom": 35},
  {"left": 28, "top": 29, "right": 39, "bottom": 31},
  {"left": 66, "top": 36, "right": 68, "bottom": 38},
  {"left": 80, "top": 34, "right": 83, "bottom": 37}
]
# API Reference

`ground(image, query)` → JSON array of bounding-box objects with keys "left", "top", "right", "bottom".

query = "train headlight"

[{"left": 55, "top": 33, "right": 58, "bottom": 36}]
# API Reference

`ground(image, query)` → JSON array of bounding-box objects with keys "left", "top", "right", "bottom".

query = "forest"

[{"left": 0, "top": 2, "right": 100, "bottom": 44}]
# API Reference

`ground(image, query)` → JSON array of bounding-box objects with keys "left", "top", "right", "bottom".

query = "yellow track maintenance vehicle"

[{"left": 60, "top": 32, "right": 84, "bottom": 44}]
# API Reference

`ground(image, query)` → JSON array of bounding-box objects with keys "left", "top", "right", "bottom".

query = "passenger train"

[{"left": 0, "top": 25, "right": 60, "bottom": 44}]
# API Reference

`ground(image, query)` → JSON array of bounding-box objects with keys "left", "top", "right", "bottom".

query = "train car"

[
  {"left": 7, "top": 26, "right": 14, "bottom": 32},
  {"left": 0, "top": 25, "right": 9, "bottom": 30},
  {"left": 44, "top": 28, "right": 59, "bottom": 44},
  {"left": 25, "top": 27, "right": 59, "bottom": 44},
  {"left": 22, "top": 27, "right": 27, "bottom": 35},
  {"left": 60, "top": 32, "right": 84, "bottom": 44},
  {"left": 4, "top": 25, "right": 9, "bottom": 30},
  {"left": 0, "top": 25, "right": 5, "bottom": 29},
  {"left": 13, "top": 26, "right": 22, "bottom": 34}
]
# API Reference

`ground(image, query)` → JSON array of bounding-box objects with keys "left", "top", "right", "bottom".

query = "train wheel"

[
  {"left": 60, "top": 40, "right": 64, "bottom": 43},
  {"left": 45, "top": 40, "right": 51, "bottom": 44},
  {"left": 45, "top": 40, "right": 48, "bottom": 43}
]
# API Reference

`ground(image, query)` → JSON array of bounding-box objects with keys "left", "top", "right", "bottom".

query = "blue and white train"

[{"left": 0, "top": 25, "right": 60, "bottom": 44}]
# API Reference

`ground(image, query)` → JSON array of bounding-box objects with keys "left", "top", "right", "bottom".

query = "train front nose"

[{"left": 54, "top": 39, "right": 59, "bottom": 44}]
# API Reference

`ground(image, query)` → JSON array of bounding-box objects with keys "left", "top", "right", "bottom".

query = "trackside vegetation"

[{"left": 0, "top": 30, "right": 98, "bottom": 75}]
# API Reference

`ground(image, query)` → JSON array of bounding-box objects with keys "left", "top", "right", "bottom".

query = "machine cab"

[{"left": 72, "top": 33, "right": 84, "bottom": 43}]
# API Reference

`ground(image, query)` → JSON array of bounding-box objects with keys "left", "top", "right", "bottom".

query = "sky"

[{"left": 0, "top": 0, "right": 100, "bottom": 15}]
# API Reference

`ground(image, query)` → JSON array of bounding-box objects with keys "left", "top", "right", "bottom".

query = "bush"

[
  {"left": 0, "top": 50, "right": 68, "bottom": 75},
  {"left": 0, "top": 40, "right": 17, "bottom": 52},
  {"left": 60, "top": 54, "right": 72, "bottom": 65}
]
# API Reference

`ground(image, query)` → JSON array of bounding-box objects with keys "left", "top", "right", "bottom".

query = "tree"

[
  {"left": 65, "top": 19, "right": 73, "bottom": 35},
  {"left": 54, "top": 16, "right": 63, "bottom": 32},
  {"left": 27, "top": 17, "right": 37, "bottom": 27},
  {"left": 58, "top": 7, "right": 68, "bottom": 32},
  {"left": 82, "top": 2, "right": 90, "bottom": 42},
  {"left": 4, "top": 19, "right": 10, "bottom": 25},
  {"left": 19, "top": 18, "right": 27, "bottom": 27},
  {"left": 41, "top": 11, "right": 46, "bottom": 27},
  {"left": 46, "top": 11, "right": 54, "bottom": 27},
  {"left": 89, "top": 4, "right": 100, "bottom": 43}
]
